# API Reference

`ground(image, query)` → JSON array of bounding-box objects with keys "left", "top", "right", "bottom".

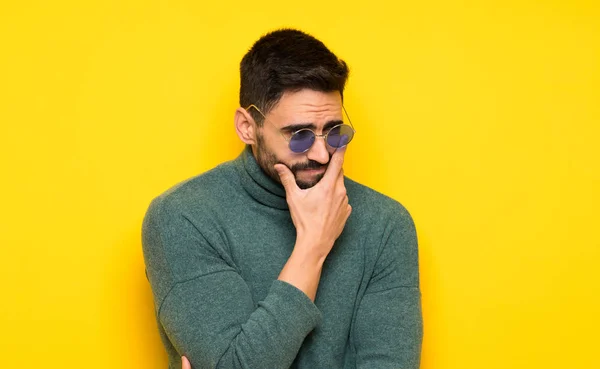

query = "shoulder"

[
  {"left": 344, "top": 177, "right": 420, "bottom": 287},
  {"left": 145, "top": 160, "right": 238, "bottom": 219},
  {"left": 141, "top": 161, "right": 240, "bottom": 305},
  {"left": 344, "top": 176, "right": 414, "bottom": 227},
  {"left": 142, "top": 160, "right": 239, "bottom": 269}
]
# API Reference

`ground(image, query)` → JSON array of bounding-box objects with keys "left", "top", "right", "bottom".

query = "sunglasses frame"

[{"left": 244, "top": 104, "right": 356, "bottom": 153}]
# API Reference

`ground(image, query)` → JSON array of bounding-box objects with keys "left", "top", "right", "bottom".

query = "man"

[{"left": 142, "top": 29, "right": 423, "bottom": 369}]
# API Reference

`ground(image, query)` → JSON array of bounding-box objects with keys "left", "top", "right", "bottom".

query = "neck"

[{"left": 235, "top": 145, "right": 288, "bottom": 210}]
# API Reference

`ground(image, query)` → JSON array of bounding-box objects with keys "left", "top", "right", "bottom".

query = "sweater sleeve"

[
  {"left": 142, "top": 196, "right": 322, "bottom": 369},
  {"left": 353, "top": 204, "right": 423, "bottom": 369}
]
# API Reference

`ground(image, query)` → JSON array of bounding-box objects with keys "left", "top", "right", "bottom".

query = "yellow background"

[{"left": 1, "top": 1, "right": 599, "bottom": 368}]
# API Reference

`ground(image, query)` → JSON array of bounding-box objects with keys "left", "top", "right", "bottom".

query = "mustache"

[{"left": 288, "top": 160, "right": 327, "bottom": 173}]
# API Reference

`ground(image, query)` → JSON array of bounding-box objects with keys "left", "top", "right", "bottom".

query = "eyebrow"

[{"left": 280, "top": 120, "right": 344, "bottom": 133}]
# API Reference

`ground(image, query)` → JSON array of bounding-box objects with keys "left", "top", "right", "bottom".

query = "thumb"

[
  {"left": 274, "top": 163, "right": 298, "bottom": 193},
  {"left": 182, "top": 356, "right": 192, "bottom": 369}
]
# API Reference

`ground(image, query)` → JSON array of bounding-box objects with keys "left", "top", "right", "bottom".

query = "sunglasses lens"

[
  {"left": 289, "top": 129, "right": 315, "bottom": 153},
  {"left": 327, "top": 125, "right": 354, "bottom": 148}
]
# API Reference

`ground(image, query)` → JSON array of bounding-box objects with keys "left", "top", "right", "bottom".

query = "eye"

[
  {"left": 326, "top": 124, "right": 354, "bottom": 148},
  {"left": 289, "top": 129, "right": 316, "bottom": 153},
  {"left": 291, "top": 129, "right": 315, "bottom": 141}
]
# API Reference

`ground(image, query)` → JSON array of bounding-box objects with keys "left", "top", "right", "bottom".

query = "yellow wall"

[{"left": 1, "top": 1, "right": 598, "bottom": 368}]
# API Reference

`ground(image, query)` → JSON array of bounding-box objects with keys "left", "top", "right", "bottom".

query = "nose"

[{"left": 306, "top": 136, "right": 330, "bottom": 165}]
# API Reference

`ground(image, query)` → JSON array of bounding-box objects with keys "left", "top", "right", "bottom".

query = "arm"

[
  {"left": 275, "top": 146, "right": 351, "bottom": 301},
  {"left": 143, "top": 148, "right": 350, "bottom": 368},
  {"left": 143, "top": 198, "right": 321, "bottom": 369},
  {"left": 353, "top": 205, "right": 423, "bottom": 368}
]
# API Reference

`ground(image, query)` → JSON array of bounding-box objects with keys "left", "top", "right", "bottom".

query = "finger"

[
  {"left": 322, "top": 146, "right": 347, "bottom": 185},
  {"left": 182, "top": 356, "right": 192, "bottom": 369},
  {"left": 337, "top": 166, "right": 345, "bottom": 183},
  {"left": 274, "top": 163, "right": 299, "bottom": 194}
]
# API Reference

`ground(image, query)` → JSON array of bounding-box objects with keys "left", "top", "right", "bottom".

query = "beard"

[{"left": 254, "top": 132, "right": 330, "bottom": 189}]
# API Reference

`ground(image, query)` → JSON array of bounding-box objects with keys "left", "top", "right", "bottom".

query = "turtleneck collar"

[{"left": 234, "top": 145, "right": 289, "bottom": 210}]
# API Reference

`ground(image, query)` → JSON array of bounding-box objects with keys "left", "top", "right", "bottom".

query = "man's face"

[{"left": 251, "top": 89, "right": 343, "bottom": 189}]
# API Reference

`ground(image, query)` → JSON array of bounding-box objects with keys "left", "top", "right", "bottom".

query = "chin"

[
  {"left": 295, "top": 174, "right": 324, "bottom": 189},
  {"left": 296, "top": 181, "right": 317, "bottom": 190}
]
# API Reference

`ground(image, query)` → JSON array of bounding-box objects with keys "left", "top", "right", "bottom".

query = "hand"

[
  {"left": 274, "top": 147, "right": 352, "bottom": 260},
  {"left": 182, "top": 356, "right": 191, "bottom": 369}
]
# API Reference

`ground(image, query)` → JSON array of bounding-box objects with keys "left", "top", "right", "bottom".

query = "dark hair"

[{"left": 239, "top": 29, "right": 350, "bottom": 125}]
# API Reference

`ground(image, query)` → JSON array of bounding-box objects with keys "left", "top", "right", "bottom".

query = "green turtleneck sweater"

[{"left": 142, "top": 146, "right": 423, "bottom": 369}]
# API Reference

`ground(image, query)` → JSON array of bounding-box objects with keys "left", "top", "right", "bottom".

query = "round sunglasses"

[{"left": 245, "top": 104, "right": 356, "bottom": 153}]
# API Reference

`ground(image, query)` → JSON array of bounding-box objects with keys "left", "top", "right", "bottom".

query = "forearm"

[
  {"left": 161, "top": 274, "right": 322, "bottom": 369},
  {"left": 277, "top": 239, "right": 329, "bottom": 301}
]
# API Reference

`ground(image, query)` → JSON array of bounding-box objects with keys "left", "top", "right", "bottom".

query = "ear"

[{"left": 234, "top": 107, "right": 257, "bottom": 145}]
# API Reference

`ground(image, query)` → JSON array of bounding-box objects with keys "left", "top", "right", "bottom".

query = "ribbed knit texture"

[{"left": 142, "top": 145, "right": 423, "bottom": 369}]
